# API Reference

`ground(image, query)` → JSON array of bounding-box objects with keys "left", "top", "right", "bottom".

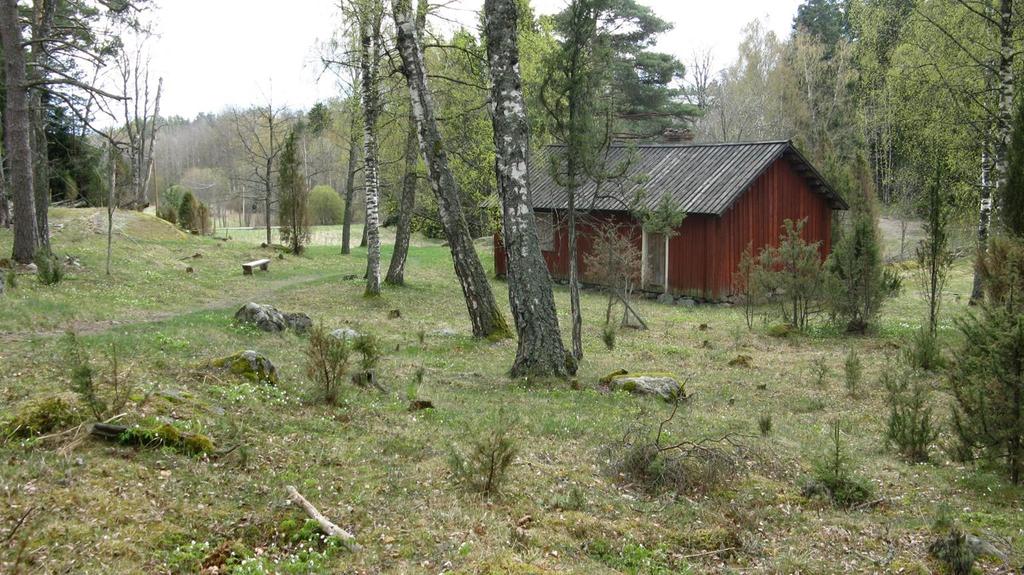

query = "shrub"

[
  {"left": 754, "top": 219, "right": 827, "bottom": 331},
  {"left": 3, "top": 395, "right": 83, "bottom": 440},
  {"left": 803, "top": 421, "right": 874, "bottom": 508},
  {"left": 843, "top": 349, "right": 862, "bottom": 397},
  {"left": 602, "top": 322, "right": 616, "bottom": 350},
  {"left": 904, "top": 326, "right": 945, "bottom": 371},
  {"left": 308, "top": 185, "right": 344, "bottom": 225},
  {"left": 758, "top": 414, "right": 772, "bottom": 437},
  {"left": 928, "top": 527, "right": 975, "bottom": 575},
  {"left": 305, "top": 324, "right": 352, "bottom": 405},
  {"left": 810, "top": 356, "right": 830, "bottom": 387},
  {"left": 448, "top": 409, "right": 518, "bottom": 496},
  {"left": 63, "top": 332, "right": 132, "bottom": 420},
  {"left": 352, "top": 334, "right": 382, "bottom": 372},
  {"left": 5, "top": 269, "right": 17, "bottom": 290},
  {"left": 35, "top": 248, "right": 64, "bottom": 285},
  {"left": 732, "top": 242, "right": 760, "bottom": 329},
  {"left": 883, "top": 367, "right": 938, "bottom": 463},
  {"left": 178, "top": 191, "right": 198, "bottom": 233}
]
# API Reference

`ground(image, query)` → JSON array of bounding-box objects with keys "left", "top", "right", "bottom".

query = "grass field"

[{"left": 0, "top": 209, "right": 1021, "bottom": 574}]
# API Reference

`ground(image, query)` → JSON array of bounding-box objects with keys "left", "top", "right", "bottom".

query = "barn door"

[{"left": 644, "top": 231, "right": 667, "bottom": 291}]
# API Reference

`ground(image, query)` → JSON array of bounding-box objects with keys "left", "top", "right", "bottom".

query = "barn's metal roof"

[{"left": 527, "top": 140, "right": 847, "bottom": 215}]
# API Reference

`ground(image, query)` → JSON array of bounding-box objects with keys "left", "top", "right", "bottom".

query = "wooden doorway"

[{"left": 643, "top": 230, "right": 667, "bottom": 291}]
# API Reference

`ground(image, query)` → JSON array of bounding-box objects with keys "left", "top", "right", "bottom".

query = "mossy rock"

[
  {"left": 210, "top": 350, "right": 278, "bottom": 385},
  {"left": 3, "top": 394, "right": 83, "bottom": 439},
  {"left": 119, "top": 420, "right": 215, "bottom": 455},
  {"left": 608, "top": 372, "right": 684, "bottom": 402},
  {"left": 767, "top": 323, "right": 796, "bottom": 338}
]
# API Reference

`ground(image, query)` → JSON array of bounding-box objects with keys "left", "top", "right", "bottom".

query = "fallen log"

[{"left": 286, "top": 485, "right": 360, "bottom": 549}]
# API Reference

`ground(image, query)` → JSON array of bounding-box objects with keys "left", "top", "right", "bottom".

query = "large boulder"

[
  {"left": 235, "top": 303, "right": 310, "bottom": 334},
  {"left": 210, "top": 350, "right": 279, "bottom": 385},
  {"left": 235, "top": 303, "right": 287, "bottom": 332},
  {"left": 606, "top": 372, "right": 685, "bottom": 402}
]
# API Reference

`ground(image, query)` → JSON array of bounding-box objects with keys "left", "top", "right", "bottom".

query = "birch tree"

[
  {"left": 484, "top": 0, "right": 570, "bottom": 377},
  {"left": 357, "top": 0, "right": 384, "bottom": 296},
  {"left": 392, "top": 0, "right": 511, "bottom": 339}
]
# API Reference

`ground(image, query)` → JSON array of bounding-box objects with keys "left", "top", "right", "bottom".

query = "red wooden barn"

[{"left": 493, "top": 140, "right": 847, "bottom": 300}]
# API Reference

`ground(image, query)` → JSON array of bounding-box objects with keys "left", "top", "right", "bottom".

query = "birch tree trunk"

[
  {"left": 385, "top": 111, "right": 418, "bottom": 286},
  {"left": 360, "top": 10, "right": 382, "bottom": 296},
  {"left": 484, "top": 0, "right": 569, "bottom": 377},
  {"left": 970, "top": 0, "right": 1015, "bottom": 304},
  {"left": 392, "top": 0, "right": 511, "bottom": 339},
  {"left": 0, "top": 0, "right": 40, "bottom": 263},
  {"left": 341, "top": 98, "right": 360, "bottom": 255}
]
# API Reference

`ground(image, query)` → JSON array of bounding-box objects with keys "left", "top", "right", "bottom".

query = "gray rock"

[
  {"left": 608, "top": 373, "right": 685, "bottom": 402},
  {"left": 675, "top": 297, "right": 697, "bottom": 307},
  {"left": 25, "top": 263, "right": 38, "bottom": 273},
  {"left": 235, "top": 302, "right": 287, "bottom": 332},
  {"left": 430, "top": 327, "right": 458, "bottom": 337},
  {"left": 283, "top": 312, "right": 312, "bottom": 334},
  {"left": 656, "top": 293, "right": 675, "bottom": 305},
  {"left": 330, "top": 328, "right": 361, "bottom": 341}
]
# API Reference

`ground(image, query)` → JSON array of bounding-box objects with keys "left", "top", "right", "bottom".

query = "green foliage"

[
  {"left": 177, "top": 191, "right": 198, "bottom": 233},
  {"left": 119, "top": 418, "right": 215, "bottom": 455},
  {"left": 755, "top": 219, "right": 827, "bottom": 330},
  {"left": 758, "top": 413, "right": 773, "bottom": 437},
  {"left": 826, "top": 174, "right": 891, "bottom": 333},
  {"left": 602, "top": 322, "right": 616, "bottom": 350},
  {"left": 639, "top": 195, "right": 685, "bottom": 237},
  {"left": 1000, "top": 92, "right": 1024, "bottom": 237},
  {"left": 5, "top": 269, "right": 17, "bottom": 290},
  {"left": 307, "top": 185, "right": 344, "bottom": 225},
  {"left": 804, "top": 421, "right": 874, "bottom": 508},
  {"left": 949, "top": 237, "right": 1024, "bottom": 483},
  {"left": 278, "top": 129, "right": 310, "bottom": 254},
  {"left": 843, "top": 348, "right": 862, "bottom": 397},
  {"left": 448, "top": 409, "right": 518, "bottom": 496},
  {"left": 63, "top": 332, "right": 132, "bottom": 421},
  {"left": 157, "top": 185, "right": 188, "bottom": 224},
  {"left": 306, "top": 323, "right": 352, "bottom": 405},
  {"left": 916, "top": 164, "right": 954, "bottom": 336},
  {"left": 732, "top": 243, "right": 760, "bottom": 329},
  {"left": 883, "top": 366, "right": 938, "bottom": 463},
  {"left": 34, "top": 248, "right": 64, "bottom": 285}
]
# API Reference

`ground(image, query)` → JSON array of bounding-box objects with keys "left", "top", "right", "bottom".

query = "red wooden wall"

[{"left": 494, "top": 156, "right": 834, "bottom": 300}]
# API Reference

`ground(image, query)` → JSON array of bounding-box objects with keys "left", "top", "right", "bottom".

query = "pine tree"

[
  {"left": 177, "top": 191, "right": 197, "bottom": 233},
  {"left": 949, "top": 237, "right": 1024, "bottom": 484},
  {"left": 278, "top": 129, "right": 310, "bottom": 255},
  {"left": 826, "top": 161, "right": 889, "bottom": 333}
]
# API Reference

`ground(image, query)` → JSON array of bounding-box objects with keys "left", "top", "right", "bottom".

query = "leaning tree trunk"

[
  {"left": 393, "top": 0, "right": 510, "bottom": 339},
  {"left": 360, "top": 13, "right": 382, "bottom": 296},
  {"left": 341, "top": 101, "right": 360, "bottom": 255},
  {"left": 0, "top": 0, "right": 39, "bottom": 263},
  {"left": 385, "top": 111, "right": 418, "bottom": 286},
  {"left": 484, "top": 0, "right": 568, "bottom": 377}
]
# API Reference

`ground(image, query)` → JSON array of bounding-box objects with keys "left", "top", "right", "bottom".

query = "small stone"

[
  {"left": 608, "top": 373, "right": 684, "bottom": 402},
  {"left": 388, "top": 309, "right": 401, "bottom": 319},
  {"left": 25, "top": 263, "right": 38, "bottom": 273},
  {"left": 330, "top": 328, "right": 360, "bottom": 341},
  {"left": 430, "top": 327, "right": 458, "bottom": 337},
  {"left": 235, "top": 303, "right": 287, "bottom": 332},
  {"left": 283, "top": 312, "right": 312, "bottom": 334}
]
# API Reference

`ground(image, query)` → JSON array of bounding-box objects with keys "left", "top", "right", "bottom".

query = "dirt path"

[{"left": 0, "top": 272, "right": 339, "bottom": 343}]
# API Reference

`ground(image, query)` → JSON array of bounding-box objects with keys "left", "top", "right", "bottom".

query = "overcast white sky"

[{"left": 148, "top": 0, "right": 802, "bottom": 120}]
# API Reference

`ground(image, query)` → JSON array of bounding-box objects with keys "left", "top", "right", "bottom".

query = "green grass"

[{"left": 0, "top": 209, "right": 1021, "bottom": 574}]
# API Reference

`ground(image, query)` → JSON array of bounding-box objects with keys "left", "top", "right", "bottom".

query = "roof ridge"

[{"left": 544, "top": 140, "right": 792, "bottom": 149}]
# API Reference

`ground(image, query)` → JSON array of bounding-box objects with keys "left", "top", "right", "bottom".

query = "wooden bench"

[{"left": 242, "top": 258, "right": 271, "bottom": 275}]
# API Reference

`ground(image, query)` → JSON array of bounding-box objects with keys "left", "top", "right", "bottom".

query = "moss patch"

[{"left": 3, "top": 394, "right": 84, "bottom": 439}]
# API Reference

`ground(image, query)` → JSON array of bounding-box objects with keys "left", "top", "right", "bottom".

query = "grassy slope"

[{"left": 0, "top": 209, "right": 1020, "bottom": 574}]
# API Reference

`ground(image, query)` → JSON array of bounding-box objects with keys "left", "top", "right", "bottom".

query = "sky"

[{"left": 148, "top": 0, "right": 803, "bottom": 121}]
